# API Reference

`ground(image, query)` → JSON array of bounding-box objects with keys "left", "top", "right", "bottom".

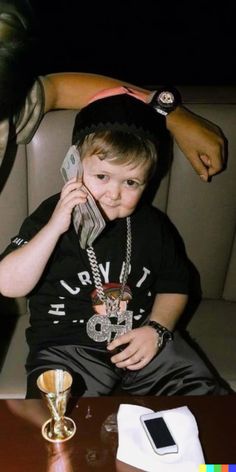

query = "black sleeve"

[
  {"left": 153, "top": 211, "right": 190, "bottom": 295},
  {"left": 0, "top": 194, "right": 59, "bottom": 260}
]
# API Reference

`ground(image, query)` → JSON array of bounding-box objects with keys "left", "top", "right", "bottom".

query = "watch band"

[
  {"left": 146, "top": 320, "right": 173, "bottom": 349},
  {"left": 149, "top": 87, "right": 182, "bottom": 116}
]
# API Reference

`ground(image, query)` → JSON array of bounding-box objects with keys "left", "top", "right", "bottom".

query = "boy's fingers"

[
  {"left": 107, "top": 332, "right": 132, "bottom": 351},
  {"left": 65, "top": 177, "right": 77, "bottom": 184},
  {"left": 77, "top": 174, "right": 83, "bottom": 184}
]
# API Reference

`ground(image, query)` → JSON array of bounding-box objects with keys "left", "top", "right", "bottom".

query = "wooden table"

[{"left": 0, "top": 395, "right": 235, "bottom": 471}]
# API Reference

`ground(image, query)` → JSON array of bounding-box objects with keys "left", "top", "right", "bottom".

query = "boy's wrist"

[
  {"left": 146, "top": 320, "right": 173, "bottom": 349},
  {"left": 45, "top": 220, "right": 64, "bottom": 241}
]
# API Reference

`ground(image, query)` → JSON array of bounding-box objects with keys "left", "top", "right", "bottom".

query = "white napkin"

[{"left": 117, "top": 404, "right": 205, "bottom": 472}]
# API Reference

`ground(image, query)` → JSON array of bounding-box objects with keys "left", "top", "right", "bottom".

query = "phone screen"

[{"left": 143, "top": 417, "right": 176, "bottom": 448}]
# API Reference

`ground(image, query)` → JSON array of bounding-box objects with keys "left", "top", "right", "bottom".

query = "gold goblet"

[{"left": 37, "top": 369, "right": 76, "bottom": 443}]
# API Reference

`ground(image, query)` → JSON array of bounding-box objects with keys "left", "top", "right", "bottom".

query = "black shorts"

[{"left": 25, "top": 332, "right": 230, "bottom": 398}]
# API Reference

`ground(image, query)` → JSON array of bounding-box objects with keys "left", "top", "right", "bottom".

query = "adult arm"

[
  {"left": 166, "top": 106, "right": 225, "bottom": 180},
  {"left": 42, "top": 72, "right": 148, "bottom": 112},
  {"left": 43, "top": 73, "right": 226, "bottom": 180},
  {"left": 107, "top": 292, "right": 188, "bottom": 370}
]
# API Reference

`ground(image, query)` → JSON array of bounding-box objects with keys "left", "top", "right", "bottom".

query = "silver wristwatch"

[
  {"left": 147, "top": 320, "right": 173, "bottom": 349},
  {"left": 149, "top": 87, "right": 182, "bottom": 116}
]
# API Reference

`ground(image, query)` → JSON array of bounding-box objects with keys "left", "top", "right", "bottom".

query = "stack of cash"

[{"left": 60, "top": 145, "right": 106, "bottom": 248}]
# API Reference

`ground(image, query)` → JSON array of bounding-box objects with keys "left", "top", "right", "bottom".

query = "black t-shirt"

[{"left": 1, "top": 194, "right": 189, "bottom": 352}]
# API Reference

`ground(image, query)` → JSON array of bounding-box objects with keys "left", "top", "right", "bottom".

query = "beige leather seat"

[{"left": 0, "top": 87, "right": 235, "bottom": 397}]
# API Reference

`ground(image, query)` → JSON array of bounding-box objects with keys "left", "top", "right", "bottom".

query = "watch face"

[
  {"left": 158, "top": 91, "right": 175, "bottom": 107},
  {"left": 150, "top": 88, "right": 181, "bottom": 115}
]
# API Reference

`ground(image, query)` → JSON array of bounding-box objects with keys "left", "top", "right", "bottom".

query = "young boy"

[{"left": 0, "top": 89, "right": 229, "bottom": 397}]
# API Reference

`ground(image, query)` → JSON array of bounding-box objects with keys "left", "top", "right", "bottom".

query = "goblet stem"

[
  {"left": 42, "top": 416, "right": 76, "bottom": 442},
  {"left": 37, "top": 370, "right": 76, "bottom": 443}
]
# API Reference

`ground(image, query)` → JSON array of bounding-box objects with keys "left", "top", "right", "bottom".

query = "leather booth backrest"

[{"left": 0, "top": 87, "right": 235, "bottom": 317}]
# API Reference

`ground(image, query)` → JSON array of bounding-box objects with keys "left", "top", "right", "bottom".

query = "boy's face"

[{"left": 82, "top": 154, "right": 150, "bottom": 220}]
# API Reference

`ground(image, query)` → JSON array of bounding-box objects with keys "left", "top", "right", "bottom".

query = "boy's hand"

[
  {"left": 48, "top": 177, "right": 87, "bottom": 235},
  {"left": 107, "top": 326, "right": 159, "bottom": 370}
]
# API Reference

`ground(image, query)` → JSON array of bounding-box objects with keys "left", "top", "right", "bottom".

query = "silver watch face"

[{"left": 159, "top": 91, "right": 175, "bottom": 106}]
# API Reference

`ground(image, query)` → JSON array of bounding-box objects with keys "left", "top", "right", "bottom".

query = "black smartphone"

[{"left": 140, "top": 412, "right": 178, "bottom": 455}]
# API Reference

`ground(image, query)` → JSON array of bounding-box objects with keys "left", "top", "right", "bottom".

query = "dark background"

[{"left": 31, "top": 1, "right": 236, "bottom": 87}]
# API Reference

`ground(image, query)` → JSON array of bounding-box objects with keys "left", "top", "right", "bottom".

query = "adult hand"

[
  {"left": 107, "top": 326, "right": 159, "bottom": 370},
  {"left": 166, "top": 106, "right": 226, "bottom": 181}
]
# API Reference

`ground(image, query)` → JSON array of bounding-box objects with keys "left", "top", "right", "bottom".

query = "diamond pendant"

[
  {"left": 105, "top": 297, "right": 120, "bottom": 316},
  {"left": 86, "top": 309, "right": 133, "bottom": 343}
]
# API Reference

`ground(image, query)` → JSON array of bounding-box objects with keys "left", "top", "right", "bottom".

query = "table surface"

[{"left": 0, "top": 395, "right": 235, "bottom": 471}]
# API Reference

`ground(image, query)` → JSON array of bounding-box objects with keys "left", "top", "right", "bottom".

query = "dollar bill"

[{"left": 60, "top": 145, "right": 106, "bottom": 248}]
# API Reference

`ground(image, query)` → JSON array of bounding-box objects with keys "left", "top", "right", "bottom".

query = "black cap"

[{"left": 72, "top": 93, "right": 167, "bottom": 147}]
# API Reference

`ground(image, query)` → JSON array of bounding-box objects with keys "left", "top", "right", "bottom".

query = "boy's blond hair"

[{"left": 78, "top": 129, "right": 158, "bottom": 180}]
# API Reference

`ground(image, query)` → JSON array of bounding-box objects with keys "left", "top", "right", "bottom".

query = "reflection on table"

[{"left": 1, "top": 395, "right": 236, "bottom": 471}]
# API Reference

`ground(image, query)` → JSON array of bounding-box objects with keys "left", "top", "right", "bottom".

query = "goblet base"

[{"left": 41, "top": 417, "right": 76, "bottom": 443}]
